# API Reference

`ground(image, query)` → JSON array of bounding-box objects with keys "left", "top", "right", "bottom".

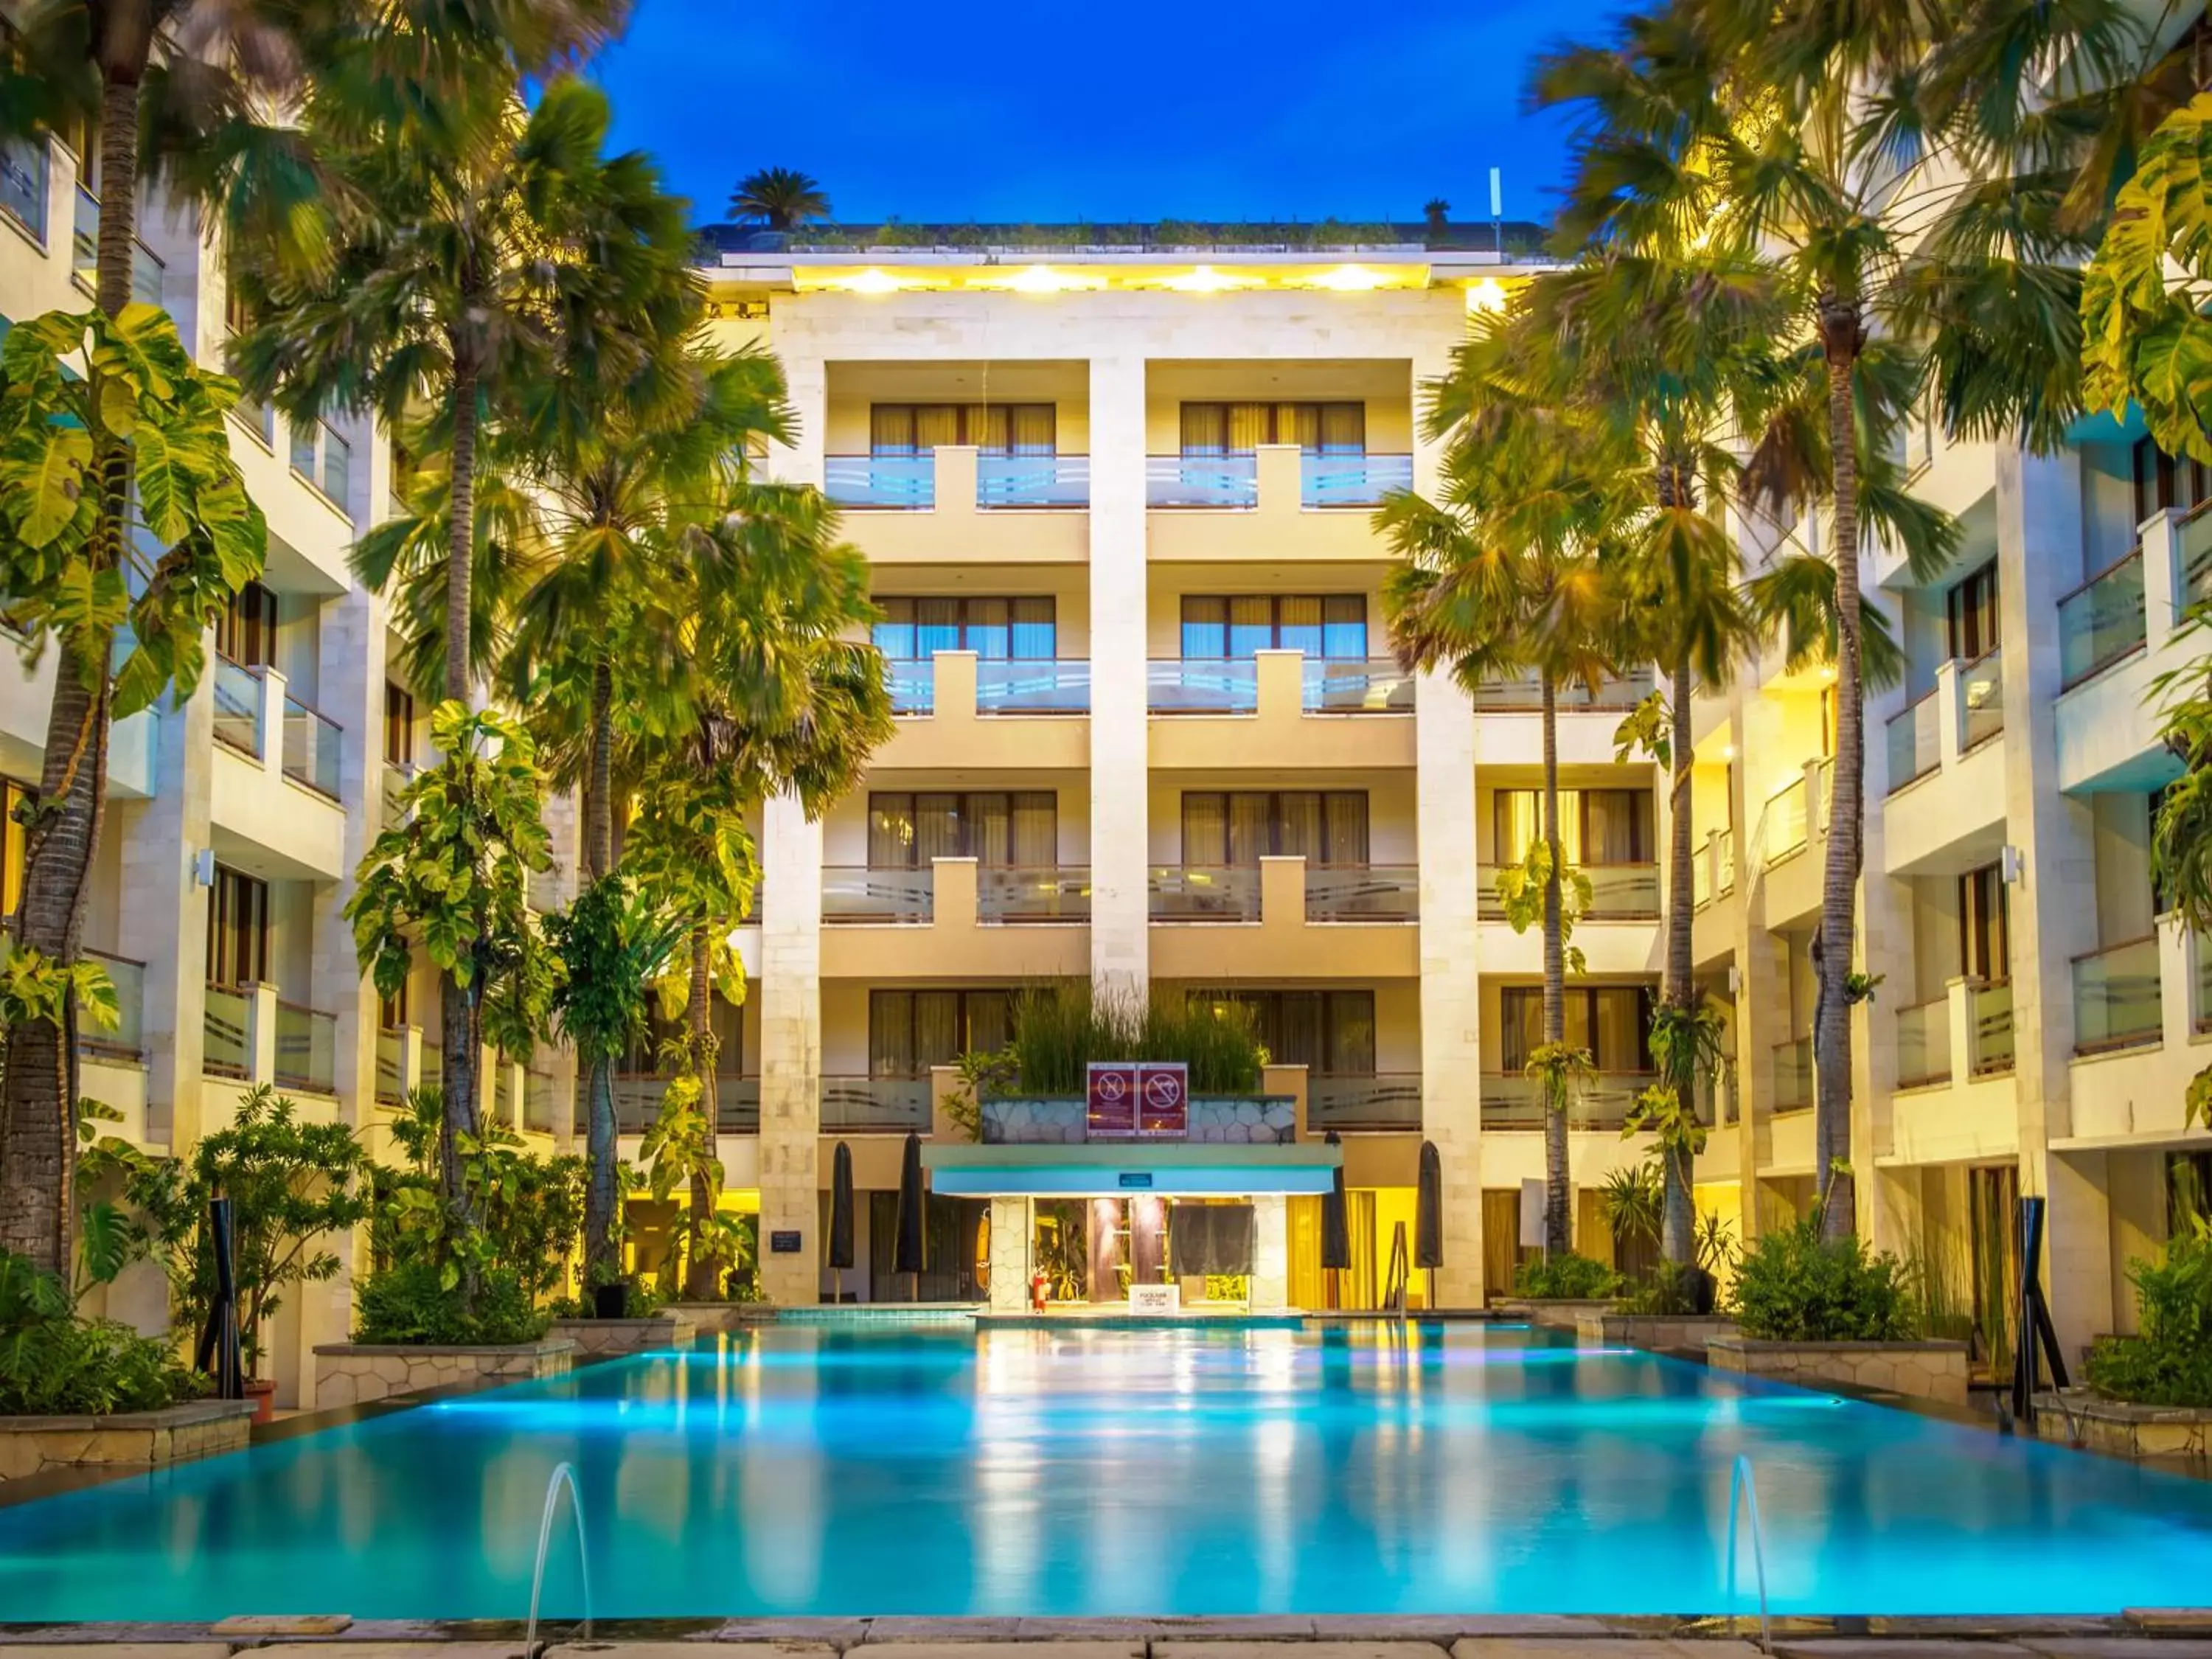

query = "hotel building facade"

[{"left": 4, "top": 122, "right": 2207, "bottom": 1397}]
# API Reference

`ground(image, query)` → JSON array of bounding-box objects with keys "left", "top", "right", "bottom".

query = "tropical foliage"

[
  {"left": 2085, "top": 1217, "right": 2212, "bottom": 1408},
  {"left": 729, "top": 166, "right": 830, "bottom": 229},
  {"left": 1729, "top": 1213, "right": 1919, "bottom": 1343},
  {"left": 970, "top": 982, "right": 1270, "bottom": 1098},
  {"left": 0, "top": 1249, "right": 205, "bottom": 1416},
  {"left": 1512, "top": 1252, "right": 1618, "bottom": 1300}
]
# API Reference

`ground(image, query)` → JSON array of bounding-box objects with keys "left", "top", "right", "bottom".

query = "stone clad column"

[
  {"left": 1417, "top": 667, "right": 1484, "bottom": 1305},
  {"left": 1088, "top": 352, "right": 1148, "bottom": 1000},
  {"left": 757, "top": 789, "right": 824, "bottom": 1304},
  {"left": 1249, "top": 1193, "right": 1289, "bottom": 1310},
  {"left": 987, "top": 1195, "right": 1031, "bottom": 1312}
]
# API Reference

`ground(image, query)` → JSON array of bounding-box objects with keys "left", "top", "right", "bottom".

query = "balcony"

[
  {"left": 1476, "top": 863, "right": 1659, "bottom": 921},
  {"left": 978, "top": 866, "right": 1091, "bottom": 923},
  {"left": 1471, "top": 667, "right": 1655, "bottom": 714},
  {"left": 2058, "top": 550, "right": 2146, "bottom": 692},
  {"left": 1770, "top": 1037, "right": 1812, "bottom": 1112},
  {"left": 978, "top": 1093, "right": 1298, "bottom": 1144},
  {"left": 823, "top": 448, "right": 1087, "bottom": 566},
  {"left": 1692, "top": 828, "right": 1735, "bottom": 910},
  {"left": 1480, "top": 1071, "right": 1656, "bottom": 1132},
  {"left": 1148, "top": 651, "right": 1417, "bottom": 771},
  {"left": 1, "top": 136, "right": 49, "bottom": 243},
  {"left": 1958, "top": 647, "right": 2004, "bottom": 751},
  {"left": 1149, "top": 858, "right": 1419, "bottom": 981},
  {"left": 1887, "top": 689, "right": 1939, "bottom": 793},
  {"left": 1147, "top": 453, "right": 1258, "bottom": 509},
  {"left": 978, "top": 658, "right": 1089, "bottom": 712},
  {"left": 2072, "top": 936, "right": 2162, "bottom": 1057},
  {"left": 823, "top": 1077, "right": 932, "bottom": 1133},
  {"left": 381, "top": 762, "right": 417, "bottom": 831},
  {"left": 1150, "top": 865, "right": 1262, "bottom": 922},
  {"left": 1894, "top": 997, "right": 1952, "bottom": 1091},
  {"left": 1306, "top": 864, "right": 1419, "bottom": 922},
  {"left": 204, "top": 984, "right": 251, "bottom": 1079},
  {"left": 876, "top": 651, "right": 1089, "bottom": 771},
  {"left": 823, "top": 866, "right": 933, "bottom": 925},
  {"left": 820, "top": 859, "right": 1087, "bottom": 980},
  {"left": 611, "top": 1074, "right": 759, "bottom": 1135},
  {"left": 375, "top": 1026, "right": 409, "bottom": 1105},
  {"left": 1970, "top": 981, "right": 2014, "bottom": 1077},
  {"left": 273, "top": 1001, "right": 338, "bottom": 1095},
  {"left": 71, "top": 184, "right": 163, "bottom": 306},
  {"left": 283, "top": 697, "right": 341, "bottom": 801},
  {"left": 289, "top": 418, "right": 355, "bottom": 516},
  {"left": 1300, "top": 453, "right": 1413, "bottom": 508},
  {"left": 1879, "top": 655, "right": 2009, "bottom": 876},
  {"left": 78, "top": 950, "right": 145, "bottom": 1066},
  {"left": 207, "top": 656, "right": 346, "bottom": 878},
  {"left": 1147, "top": 445, "right": 1402, "bottom": 563},
  {"left": 1307, "top": 1073, "right": 1422, "bottom": 1132}
]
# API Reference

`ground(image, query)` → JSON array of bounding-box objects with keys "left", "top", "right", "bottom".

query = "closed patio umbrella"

[
  {"left": 1416, "top": 1139, "right": 1444, "bottom": 1311},
  {"left": 1321, "top": 1130, "right": 1351, "bottom": 1310},
  {"left": 828, "top": 1142, "right": 855, "bottom": 1303},
  {"left": 894, "top": 1130, "right": 926, "bottom": 1299}
]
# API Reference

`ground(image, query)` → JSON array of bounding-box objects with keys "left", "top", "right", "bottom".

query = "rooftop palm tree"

[{"left": 729, "top": 166, "right": 829, "bottom": 232}]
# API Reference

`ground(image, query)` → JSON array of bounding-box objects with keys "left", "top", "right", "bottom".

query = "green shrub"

[
  {"left": 547, "top": 1278, "right": 664, "bottom": 1321},
  {"left": 996, "top": 981, "right": 1267, "bottom": 1096},
  {"left": 1618, "top": 1261, "right": 1714, "bottom": 1316},
  {"left": 2086, "top": 1225, "right": 2212, "bottom": 1407},
  {"left": 352, "top": 1262, "right": 549, "bottom": 1346},
  {"left": 1513, "top": 1252, "right": 1618, "bottom": 1299},
  {"left": 1729, "top": 1216, "right": 1919, "bottom": 1341},
  {"left": 0, "top": 1251, "right": 205, "bottom": 1416}
]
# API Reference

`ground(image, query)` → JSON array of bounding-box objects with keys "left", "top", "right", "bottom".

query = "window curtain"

[
  {"left": 911, "top": 991, "right": 961, "bottom": 1071},
  {"left": 1012, "top": 793, "right": 1057, "bottom": 866},
  {"left": 1321, "top": 594, "right": 1368, "bottom": 658},
  {"left": 1277, "top": 595, "right": 1324, "bottom": 656},
  {"left": 1010, "top": 598, "right": 1056, "bottom": 658},
  {"left": 872, "top": 597, "right": 917, "bottom": 661},
  {"left": 967, "top": 794, "right": 1012, "bottom": 866},
  {"left": 1006, "top": 405, "right": 1055, "bottom": 456},
  {"left": 965, "top": 598, "right": 1009, "bottom": 660},
  {"left": 871, "top": 406, "right": 917, "bottom": 456},
  {"left": 1344, "top": 1190, "right": 1379, "bottom": 1308},
  {"left": 1226, "top": 793, "right": 1272, "bottom": 865},
  {"left": 1225, "top": 402, "right": 1270, "bottom": 453},
  {"left": 870, "top": 991, "right": 914, "bottom": 1076},
  {"left": 1180, "top": 597, "right": 1228, "bottom": 658},
  {"left": 1316, "top": 402, "right": 1366, "bottom": 453},
  {"left": 1227, "top": 595, "right": 1273, "bottom": 658},
  {"left": 914, "top": 794, "right": 964, "bottom": 864},
  {"left": 1276, "top": 792, "right": 1324, "bottom": 861},
  {"left": 1180, "top": 403, "right": 1227, "bottom": 456},
  {"left": 1181, "top": 794, "right": 1227, "bottom": 866},
  {"left": 1582, "top": 790, "right": 1647, "bottom": 864},
  {"left": 1288, "top": 1196, "right": 1326, "bottom": 1310},
  {"left": 1325, "top": 991, "right": 1377, "bottom": 1074},
  {"left": 1495, "top": 789, "right": 1584, "bottom": 865},
  {"left": 1324, "top": 793, "right": 1370, "bottom": 864},
  {"left": 914, "top": 405, "right": 963, "bottom": 451}
]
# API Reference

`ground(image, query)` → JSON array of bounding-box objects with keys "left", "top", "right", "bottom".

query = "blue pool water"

[{"left": 1, "top": 1321, "right": 2208, "bottom": 1621}]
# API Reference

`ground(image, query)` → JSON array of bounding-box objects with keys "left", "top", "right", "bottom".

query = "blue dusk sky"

[{"left": 594, "top": 0, "right": 1622, "bottom": 229}]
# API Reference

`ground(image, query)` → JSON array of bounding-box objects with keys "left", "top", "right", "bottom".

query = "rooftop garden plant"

[{"left": 965, "top": 981, "right": 1269, "bottom": 1099}]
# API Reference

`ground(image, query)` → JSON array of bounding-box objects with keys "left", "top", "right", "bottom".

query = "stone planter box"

[
  {"left": 1708, "top": 1332, "right": 1969, "bottom": 1405},
  {"left": 312, "top": 1338, "right": 575, "bottom": 1407},
  {"left": 0, "top": 1398, "right": 257, "bottom": 1483},
  {"left": 1578, "top": 1311, "right": 1738, "bottom": 1353},
  {"left": 1496, "top": 1298, "right": 1616, "bottom": 1332},
  {"left": 548, "top": 1311, "right": 697, "bottom": 1356},
  {"left": 662, "top": 1301, "right": 771, "bottom": 1335},
  {"left": 2034, "top": 1389, "right": 2212, "bottom": 1465}
]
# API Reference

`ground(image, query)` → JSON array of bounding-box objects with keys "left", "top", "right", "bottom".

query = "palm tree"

[
  {"left": 1557, "top": 0, "right": 2146, "bottom": 1236},
  {"left": 729, "top": 167, "right": 830, "bottom": 232},
  {"left": 232, "top": 60, "right": 696, "bottom": 1197},
  {"left": 503, "top": 344, "right": 793, "bottom": 1284},
  {"left": 1380, "top": 312, "right": 1635, "bottom": 1256}
]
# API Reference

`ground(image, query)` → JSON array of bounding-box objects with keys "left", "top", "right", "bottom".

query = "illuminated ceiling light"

[
  {"left": 1159, "top": 265, "right": 1257, "bottom": 294},
  {"left": 975, "top": 264, "right": 1104, "bottom": 294},
  {"left": 1465, "top": 277, "right": 1508, "bottom": 314},
  {"left": 1306, "top": 264, "right": 1394, "bottom": 292}
]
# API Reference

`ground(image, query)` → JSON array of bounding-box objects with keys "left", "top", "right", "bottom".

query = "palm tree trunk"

[
  {"left": 684, "top": 922, "right": 720, "bottom": 1301},
  {"left": 1661, "top": 647, "right": 1697, "bottom": 1266},
  {"left": 0, "top": 69, "right": 142, "bottom": 1271},
  {"left": 582, "top": 660, "right": 620, "bottom": 1284},
  {"left": 1540, "top": 669, "right": 1571, "bottom": 1257},
  {"left": 1815, "top": 302, "right": 1864, "bottom": 1242},
  {"left": 437, "top": 356, "right": 482, "bottom": 1206}
]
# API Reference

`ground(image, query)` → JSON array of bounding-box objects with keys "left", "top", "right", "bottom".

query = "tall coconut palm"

[
  {"left": 232, "top": 61, "right": 696, "bottom": 1198},
  {"left": 1560, "top": 0, "right": 2146, "bottom": 1236},
  {"left": 728, "top": 167, "right": 829, "bottom": 232},
  {"left": 1380, "top": 311, "right": 1636, "bottom": 1256}
]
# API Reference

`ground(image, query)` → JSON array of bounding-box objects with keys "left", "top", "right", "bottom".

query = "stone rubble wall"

[
  {"left": 0, "top": 1399, "right": 257, "bottom": 1482},
  {"left": 2034, "top": 1390, "right": 2211, "bottom": 1464},
  {"left": 1707, "top": 1334, "right": 1969, "bottom": 1405},
  {"left": 547, "top": 1313, "right": 698, "bottom": 1356},
  {"left": 311, "top": 1338, "right": 576, "bottom": 1408}
]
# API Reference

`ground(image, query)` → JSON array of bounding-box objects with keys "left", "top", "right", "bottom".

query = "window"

[
  {"left": 1181, "top": 791, "right": 1368, "bottom": 866},
  {"left": 1492, "top": 789, "right": 1652, "bottom": 866},
  {"left": 1499, "top": 985, "right": 1656, "bottom": 1072},
  {"left": 215, "top": 580, "right": 277, "bottom": 668},
  {"left": 383, "top": 683, "right": 416, "bottom": 766},
  {"left": 627, "top": 991, "right": 743, "bottom": 1077},
  {"left": 1, "top": 776, "right": 31, "bottom": 924},
  {"left": 869, "top": 989, "right": 1014, "bottom": 1076},
  {"left": 2134, "top": 436, "right": 2211, "bottom": 527},
  {"left": 1959, "top": 861, "right": 2010, "bottom": 984},
  {"left": 867, "top": 792, "right": 1058, "bottom": 868},
  {"left": 873, "top": 597, "right": 1055, "bottom": 660},
  {"left": 1198, "top": 989, "right": 1375, "bottom": 1075},
  {"left": 870, "top": 403, "right": 1054, "bottom": 456},
  {"left": 378, "top": 981, "right": 408, "bottom": 1029},
  {"left": 1179, "top": 595, "right": 1368, "bottom": 659},
  {"left": 205, "top": 865, "right": 268, "bottom": 988},
  {"left": 1178, "top": 402, "right": 1365, "bottom": 455},
  {"left": 1947, "top": 563, "right": 2000, "bottom": 661}
]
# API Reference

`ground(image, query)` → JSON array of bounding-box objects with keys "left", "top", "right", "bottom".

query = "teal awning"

[{"left": 922, "top": 1141, "right": 1340, "bottom": 1197}]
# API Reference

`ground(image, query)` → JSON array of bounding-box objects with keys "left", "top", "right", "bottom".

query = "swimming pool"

[{"left": 1, "top": 1321, "right": 2207, "bottom": 1622}]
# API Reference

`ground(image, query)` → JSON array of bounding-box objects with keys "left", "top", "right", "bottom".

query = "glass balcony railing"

[
  {"left": 2058, "top": 550, "right": 2146, "bottom": 691},
  {"left": 826, "top": 454, "right": 933, "bottom": 509},
  {"left": 282, "top": 697, "right": 342, "bottom": 801},
  {"left": 821, "top": 866, "right": 933, "bottom": 924},
  {"left": 976, "top": 453, "right": 1089, "bottom": 509},
  {"left": 375, "top": 1026, "right": 406, "bottom": 1105},
  {"left": 822, "top": 1076, "right": 931, "bottom": 1133},
  {"left": 212, "top": 655, "right": 261, "bottom": 756},
  {"left": 610, "top": 1074, "right": 759, "bottom": 1134},
  {"left": 1971, "top": 980, "right": 2015, "bottom": 1076},
  {"left": 1771, "top": 1037, "right": 1812, "bottom": 1112},
  {"left": 274, "top": 1001, "right": 337, "bottom": 1093},
  {"left": 978, "top": 866, "right": 1091, "bottom": 923},
  {"left": 887, "top": 658, "right": 935, "bottom": 714},
  {"left": 2072, "top": 936, "right": 2163, "bottom": 1054},
  {"left": 1887, "top": 689, "right": 1939, "bottom": 792},
  {"left": 1299, "top": 452, "right": 1412, "bottom": 507},
  {"left": 1147, "top": 453, "right": 1259, "bottom": 508},
  {"left": 72, "top": 185, "right": 163, "bottom": 305},
  {"left": 79, "top": 950, "right": 145, "bottom": 1062},
  {"left": 290, "top": 418, "right": 352, "bottom": 508},
  {"left": 1476, "top": 862, "right": 1658, "bottom": 920},
  {"left": 1958, "top": 647, "right": 2004, "bottom": 749},
  {"left": 1759, "top": 778, "right": 1809, "bottom": 865},
  {"left": 1307, "top": 1074, "right": 1422, "bottom": 1130},
  {"left": 1, "top": 136, "right": 49, "bottom": 240},
  {"left": 1471, "top": 667, "right": 1656, "bottom": 712},
  {"left": 1306, "top": 864, "right": 1419, "bottom": 922},
  {"left": 1148, "top": 658, "right": 1258, "bottom": 714},
  {"left": 1149, "top": 865, "right": 1262, "bottom": 922},
  {"left": 1481, "top": 1071, "right": 1655, "bottom": 1132},
  {"left": 1301, "top": 657, "right": 1415, "bottom": 712},
  {"left": 204, "top": 984, "right": 251, "bottom": 1079},
  {"left": 381, "top": 762, "right": 416, "bottom": 830},
  {"left": 2182, "top": 503, "right": 2212, "bottom": 608},
  {"left": 1895, "top": 998, "right": 1952, "bottom": 1090},
  {"left": 975, "top": 658, "right": 1090, "bottom": 713}
]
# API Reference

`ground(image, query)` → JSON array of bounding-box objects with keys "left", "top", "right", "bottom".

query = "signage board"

[
  {"left": 1118, "top": 1172, "right": 1154, "bottom": 1189},
  {"left": 1087, "top": 1061, "right": 1189, "bottom": 1139},
  {"left": 769, "top": 1229, "right": 802, "bottom": 1255},
  {"left": 1129, "top": 1283, "right": 1181, "bottom": 1313}
]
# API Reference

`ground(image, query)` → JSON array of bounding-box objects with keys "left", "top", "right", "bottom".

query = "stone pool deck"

[{"left": 3, "top": 1618, "right": 2211, "bottom": 1655}]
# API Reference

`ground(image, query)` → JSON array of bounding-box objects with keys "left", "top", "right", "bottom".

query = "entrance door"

[{"left": 1969, "top": 1164, "right": 2020, "bottom": 1376}]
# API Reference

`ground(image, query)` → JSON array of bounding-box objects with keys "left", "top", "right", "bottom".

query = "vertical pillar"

[
  {"left": 1250, "top": 1192, "right": 1289, "bottom": 1311},
  {"left": 987, "top": 1195, "right": 1031, "bottom": 1312},
  {"left": 1417, "top": 667, "right": 1483, "bottom": 1305},
  {"left": 757, "top": 790, "right": 823, "bottom": 1304},
  {"left": 1856, "top": 649, "right": 1912, "bottom": 1246},
  {"left": 1088, "top": 352, "right": 1148, "bottom": 999}
]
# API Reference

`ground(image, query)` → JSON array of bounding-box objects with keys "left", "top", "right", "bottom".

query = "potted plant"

[
  {"left": 131, "top": 1087, "right": 372, "bottom": 1421},
  {"left": 2054, "top": 1214, "right": 2212, "bottom": 1464}
]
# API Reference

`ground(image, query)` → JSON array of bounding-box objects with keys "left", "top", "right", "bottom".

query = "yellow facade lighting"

[
  {"left": 973, "top": 264, "right": 1105, "bottom": 294},
  {"left": 1465, "top": 278, "right": 1508, "bottom": 313},
  {"left": 1158, "top": 265, "right": 1259, "bottom": 294},
  {"left": 1305, "top": 264, "right": 1394, "bottom": 292},
  {"left": 821, "top": 268, "right": 922, "bottom": 296}
]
